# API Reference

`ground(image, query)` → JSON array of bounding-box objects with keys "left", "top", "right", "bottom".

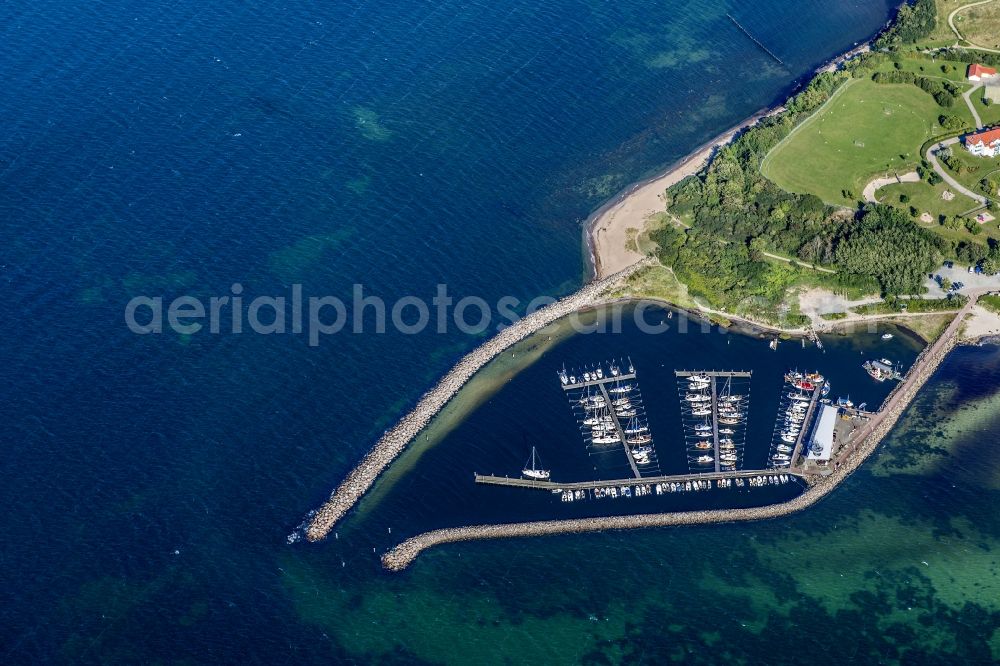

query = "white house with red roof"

[
  {"left": 965, "top": 127, "right": 1000, "bottom": 157},
  {"left": 968, "top": 63, "right": 998, "bottom": 82}
]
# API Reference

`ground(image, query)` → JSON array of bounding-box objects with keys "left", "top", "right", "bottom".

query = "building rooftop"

[
  {"left": 969, "top": 63, "right": 998, "bottom": 79},
  {"left": 966, "top": 127, "right": 1000, "bottom": 147},
  {"left": 806, "top": 404, "right": 839, "bottom": 462}
]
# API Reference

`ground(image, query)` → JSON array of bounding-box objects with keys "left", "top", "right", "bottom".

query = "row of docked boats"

[
  {"left": 681, "top": 373, "right": 749, "bottom": 472},
  {"left": 562, "top": 361, "right": 660, "bottom": 470},
  {"left": 784, "top": 370, "right": 830, "bottom": 397},
  {"left": 767, "top": 370, "right": 829, "bottom": 468},
  {"left": 558, "top": 360, "right": 635, "bottom": 387},
  {"left": 560, "top": 474, "right": 796, "bottom": 502}
]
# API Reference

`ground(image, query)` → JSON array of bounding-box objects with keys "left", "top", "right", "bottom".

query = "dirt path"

[
  {"left": 862, "top": 171, "right": 920, "bottom": 203},
  {"left": 760, "top": 251, "right": 837, "bottom": 274},
  {"left": 926, "top": 137, "right": 988, "bottom": 206},
  {"left": 963, "top": 83, "right": 984, "bottom": 129},
  {"left": 948, "top": 0, "right": 1000, "bottom": 53}
]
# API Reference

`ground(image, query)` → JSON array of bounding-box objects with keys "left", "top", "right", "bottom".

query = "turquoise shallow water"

[{"left": 10, "top": 0, "right": 997, "bottom": 663}]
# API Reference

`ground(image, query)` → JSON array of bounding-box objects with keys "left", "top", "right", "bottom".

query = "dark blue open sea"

[{"left": 6, "top": 0, "right": 1000, "bottom": 663}]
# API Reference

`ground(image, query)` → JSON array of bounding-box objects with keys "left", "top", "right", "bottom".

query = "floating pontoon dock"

[
  {"left": 789, "top": 384, "right": 824, "bottom": 466},
  {"left": 560, "top": 361, "right": 654, "bottom": 478},
  {"left": 474, "top": 468, "right": 801, "bottom": 491},
  {"left": 676, "top": 370, "right": 752, "bottom": 473}
]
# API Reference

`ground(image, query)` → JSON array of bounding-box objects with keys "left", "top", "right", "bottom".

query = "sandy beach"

[
  {"left": 588, "top": 107, "right": 784, "bottom": 279},
  {"left": 587, "top": 39, "right": 875, "bottom": 280}
]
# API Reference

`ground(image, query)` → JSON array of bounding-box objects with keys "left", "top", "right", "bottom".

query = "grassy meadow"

[{"left": 761, "top": 78, "right": 962, "bottom": 206}]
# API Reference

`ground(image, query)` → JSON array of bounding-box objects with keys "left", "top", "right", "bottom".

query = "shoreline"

[
  {"left": 585, "top": 106, "right": 784, "bottom": 279},
  {"left": 585, "top": 39, "right": 873, "bottom": 280}
]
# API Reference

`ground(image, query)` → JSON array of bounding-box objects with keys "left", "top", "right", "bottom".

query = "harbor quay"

[
  {"left": 381, "top": 295, "right": 974, "bottom": 570},
  {"left": 302, "top": 259, "right": 655, "bottom": 541}
]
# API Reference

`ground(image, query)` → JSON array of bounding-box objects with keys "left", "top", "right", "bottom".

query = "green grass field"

[
  {"left": 927, "top": 0, "right": 971, "bottom": 45},
  {"left": 880, "top": 179, "right": 977, "bottom": 218},
  {"left": 940, "top": 145, "right": 1000, "bottom": 192},
  {"left": 873, "top": 56, "right": 972, "bottom": 83},
  {"left": 761, "top": 79, "right": 963, "bottom": 206},
  {"left": 971, "top": 93, "right": 1000, "bottom": 127}
]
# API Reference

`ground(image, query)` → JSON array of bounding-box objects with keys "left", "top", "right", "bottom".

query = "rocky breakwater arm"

[
  {"left": 381, "top": 301, "right": 973, "bottom": 570},
  {"left": 303, "top": 258, "right": 655, "bottom": 542}
]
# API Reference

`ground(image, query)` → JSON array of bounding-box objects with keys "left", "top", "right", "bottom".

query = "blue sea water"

[{"left": 13, "top": 0, "right": 1000, "bottom": 663}]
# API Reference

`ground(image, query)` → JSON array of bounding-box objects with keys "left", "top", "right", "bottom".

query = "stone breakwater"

[
  {"left": 381, "top": 304, "right": 971, "bottom": 570},
  {"left": 303, "top": 258, "right": 655, "bottom": 541}
]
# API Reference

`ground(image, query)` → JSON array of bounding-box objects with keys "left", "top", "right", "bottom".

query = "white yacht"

[{"left": 522, "top": 447, "right": 550, "bottom": 480}]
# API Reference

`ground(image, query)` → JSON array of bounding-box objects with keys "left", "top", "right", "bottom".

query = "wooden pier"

[
  {"left": 676, "top": 371, "right": 751, "bottom": 472},
  {"left": 474, "top": 468, "right": 802, "bottom": 491},
  {"left": 561, "top": 361, "right": 650, "bottom": 478},
  {"left": 561, "top": 370, "right": 637, "bottom": 392},
  {"left": 594, "top": 381, "right": 641, "bottom": 478},
  {"left": 789, "top": 384, "right": 825, "bottom": 468},
  {"left": 675, "top": 371, "right": 752, "bottom": 378}
]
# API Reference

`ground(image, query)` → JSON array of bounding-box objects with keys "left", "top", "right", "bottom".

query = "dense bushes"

[
  {"left": 875, "top": 0, "right": 936, "bottom": 48},
  {"left": 871, "top": 71, "right": 959, "bottom": 107},
  {"left": 832, "top": 206, "right": 943, "bottom": 294},
  {"left": 935, "top": 48, "right": 1000, "bottom": 68}
]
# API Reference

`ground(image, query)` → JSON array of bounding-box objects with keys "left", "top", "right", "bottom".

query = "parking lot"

[{"left": 923, "top": 263, "right": 1000, "bottom": 298}]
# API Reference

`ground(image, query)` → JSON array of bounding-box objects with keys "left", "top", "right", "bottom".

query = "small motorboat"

[{"left": 881, "top": 333, "right": 893, "bottom": 340}]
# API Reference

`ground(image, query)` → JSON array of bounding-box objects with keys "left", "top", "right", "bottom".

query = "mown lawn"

[
  {"left": 879, "top": 178, "right": 978, "bottom": 219},
  {"left": 971, "top": 93, "right": 1000, "bottom": 127},
  {"left": 761, "top": 78, "right": 961, "bottom": 206},
  {"left": 939, "top": 145, "right": 1000, "bottom": 193},
  {"left": 873, "top": 56, "right": 971, "bottom": 84}
]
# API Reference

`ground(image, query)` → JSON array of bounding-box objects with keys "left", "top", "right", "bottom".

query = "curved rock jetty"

[
  {"left": 304, "top": 259, "right": 655, "bottom": 541},
  {"left": 381, "top": 299, "right": 972, "bottom": 570}
]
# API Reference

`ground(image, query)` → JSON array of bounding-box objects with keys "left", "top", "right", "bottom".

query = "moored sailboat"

[{"left": 522, "top": 447, "right": 550, "bottom": 480}]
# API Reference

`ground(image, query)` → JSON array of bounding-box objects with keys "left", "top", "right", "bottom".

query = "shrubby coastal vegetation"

[{"left": 643, "top": 0, "right": 1000, "bottom": 325}]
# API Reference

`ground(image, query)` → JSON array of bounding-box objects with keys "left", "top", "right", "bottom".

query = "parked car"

[{"left": 944, "top": 261, "right": 954, "bottom": 268}]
